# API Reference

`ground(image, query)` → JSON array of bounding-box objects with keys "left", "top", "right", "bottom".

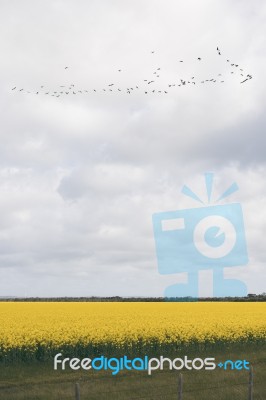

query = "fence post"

[
  {"left": 248, "top": 366, "right": 253, "bottom": 400},
  {"left": 75, "top": 382, "right": 81, "bottom": 400},
  {"left": 178, "top": 373, "right": 183, "bottom": 400}
]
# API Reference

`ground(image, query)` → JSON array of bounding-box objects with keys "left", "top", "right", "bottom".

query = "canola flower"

[{"left": 0, "top": 302, "right": 265, "bottom": 361}]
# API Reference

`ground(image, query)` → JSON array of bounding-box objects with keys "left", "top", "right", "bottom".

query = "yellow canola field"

[{"left": 0, "top": 302, "right": 265, "bottom": 357}]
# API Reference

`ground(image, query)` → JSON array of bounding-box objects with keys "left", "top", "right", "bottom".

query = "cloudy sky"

[{"left": 0, "top": 0, "right": 265, "bottom": 297}]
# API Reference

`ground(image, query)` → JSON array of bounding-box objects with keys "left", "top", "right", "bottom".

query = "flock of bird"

[{"left": 11, "top": 47, "right": 253, "bottom": 98}]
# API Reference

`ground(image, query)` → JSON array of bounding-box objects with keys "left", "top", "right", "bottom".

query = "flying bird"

[{"left": 12, "top": 87, "right": 16, "bottom": 90}]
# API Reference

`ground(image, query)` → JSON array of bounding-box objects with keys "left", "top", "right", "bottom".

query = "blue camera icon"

[
  {"left": 152, "top": 174, "right": 249, "bottom": 298},
  {"left": 153, "top": 203, "right": 248, "bottom": 274}
]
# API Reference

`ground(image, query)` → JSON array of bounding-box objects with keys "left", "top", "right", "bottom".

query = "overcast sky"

[{"left": 0, "top": 0, "right": 265, "bottom": 297}]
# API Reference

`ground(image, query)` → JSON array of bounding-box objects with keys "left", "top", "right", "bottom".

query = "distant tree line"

[{"left": 0, "top": 293, "right": 265, "bottom": 302}]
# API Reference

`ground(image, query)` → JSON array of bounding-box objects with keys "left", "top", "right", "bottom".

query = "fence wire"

[{"left": 70, "top": 367, "right": 262, "bottom": 400}]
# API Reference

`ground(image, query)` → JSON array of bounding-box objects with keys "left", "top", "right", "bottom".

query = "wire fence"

[
  {"left": 1, "top": 363, "right": 264, "bottom": 400},
  {"left": 71, "top": 366, "right": 259, "bottom": 400}
]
